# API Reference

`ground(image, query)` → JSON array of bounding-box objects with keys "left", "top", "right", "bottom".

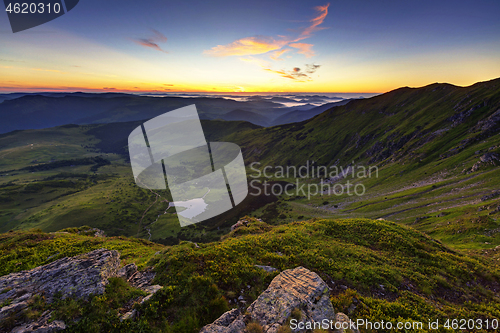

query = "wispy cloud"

[
  {"left": 205, "top": 4, "right": 328, "bottom": 81},
  {"left": 289, "top": 43, "right": 315, "bottom": 58},
  {"left": 263, "top": 67, "right": 306, "bottom": 81},
  {"left": 305, "top": 64, "right": 321, "bottom": 73},
  {"left": 263, "top": 63, "right": 321, "bottom": 81},
  {"left": 204, "top": 4, "right": 329, "bottom": 58},
  {"left": 204, "top": 36, "right": 287, "bottom": 57},
  {"left": 269, "top": 48, "right": 291, "bottom": 61},
  {"left": 296, "top": 4, "right": 329, "bottom": 41},
  {"left": 133, "top": 29, "right": 168, "bottom": 53}
]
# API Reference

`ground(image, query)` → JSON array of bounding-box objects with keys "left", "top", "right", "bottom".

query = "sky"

[{"left": 1, "top": 0, "right": 499, "bottom": 93}]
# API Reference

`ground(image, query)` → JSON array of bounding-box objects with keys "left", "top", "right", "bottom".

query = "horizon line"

[{"left": 0, "top": 90, "right": 382, "bottom": 95}]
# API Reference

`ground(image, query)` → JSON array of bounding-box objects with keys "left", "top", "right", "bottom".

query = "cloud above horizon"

[
  {"left": 264, "top": 63, "right": 321, "bottom": 81},
  {"left": 204, "top": 4, "right": 328, "bottom": 58},
  {"left": 204, "top": 4, "right": 328, "bottom": 81},
  {"left": 204, "top": 36, "right": 288, "bottom": 57},
  {"left": 297, "top": 4, "right": 329, "bottom": 41},
  {"left": 133, "top": 29, "right": 168, "bottom": 53},
  {"left": 270, "top": 48, "right": 291, "bottom": 61},
  {"left": 289, "top": 43, "right": 315, "bottom": 58}
]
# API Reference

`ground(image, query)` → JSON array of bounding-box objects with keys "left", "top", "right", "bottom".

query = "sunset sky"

[{"left": 1, "top": 0, "right": 499, "bottom": 93}]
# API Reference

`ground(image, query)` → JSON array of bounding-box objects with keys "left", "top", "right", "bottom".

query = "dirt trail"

[{"left": 135, "top": 179, "right": 170, "bottom": 241}]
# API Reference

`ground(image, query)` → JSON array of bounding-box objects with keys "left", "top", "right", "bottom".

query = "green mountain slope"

[
  {"left": 1, "top": 218, "right": 499, "bottom": 332},
  {"left": 0, "top": 120, "right": 268, "bottom": 243},
  {"left": 226, "top": 78, "right": 500, "bottom": 250},
  {"left": 229, "top": 78, "right": 500, "bottom": 167},
  {"left": 0, "top": 78, "right": 499, "bottom": 251}
]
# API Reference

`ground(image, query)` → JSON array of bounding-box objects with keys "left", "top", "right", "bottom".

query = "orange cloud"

[
  {"left": 263, "top": 68, "right": 296, "bottom": 80},
  {"left": 204, "top": 4, "right": 329, "bottom": 58},
  {"left": 263, "top": 66, "right": 313, "bottom": 82},
  {"left": 270, "top": 48, "right": 291, "bottom": 61},
  {"left": 204, "top": 36, "right": 287, "bottom": 57},
  {"left": 296, "top": 4, "right": 329, "bottom": 41},
  {"left": 289, "top": 43, "right": 315, "bottom": 58}
]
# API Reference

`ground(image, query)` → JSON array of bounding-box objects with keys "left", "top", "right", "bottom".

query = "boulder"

[
  {"left": 201, "top": 266, "right": 349, "bottom": 333},
  {"left": 0, "top": 248, "right": 162, "bottom": 331},
  {"left": 0, "top": 249, "right": 120, "bottom": 305}
]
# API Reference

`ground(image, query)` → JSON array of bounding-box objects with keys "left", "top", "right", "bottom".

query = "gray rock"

[
  {"left": 480, "top": 152, "right": 499, "bottom": 163},
  {"left": 119, "top": 310, "right": 136, "bottom": 322},
  {"left": 117, "top": 263, "right": 138, "bottom": 280},
  {"left": 201, "top": 266, "right": 338, "bottom": 333},
  {"left": 0, "top": 248, "right": 162, "bottom": 329},
  {"left": 475, "top": 109, "right": 500, "bottom": 132},
  {"left": 254, "top": 265, "right": 278, "bottom": 273},
  {"left": 140, "top": 285, "right": 163, "bottom": 305},
  {"left": 199, "top": 308, "right": 245, "bottom": 333},
  {"left": 10, "top": 310, "right": 66, "bottom": 333},
  {"left": 333, "top": 312, "right": 360, "bottom": 333},
  {"left": 0, "top": 301, "right": 29, "bottom": 322},
  {"left": 471, "top": 153, "right": 499, "bottom": 172},
  {"left": 230, "top": 219, "right": 249, "bottom": 231},
  {"left": 142, "top": 284, "right": 162, "bottom": 295},
  {"left": 128, "top": 267, "right": 156, "bottom": 289},
  {"left": 212, "top": 309, "right": 240, "bottom": 327},
  {"left": 0, "top": 249, "right": 120, "bottom": 305}
]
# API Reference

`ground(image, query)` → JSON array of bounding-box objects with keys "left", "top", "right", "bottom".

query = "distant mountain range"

[
  {"left": 0, "top": 92, "right": 354, "bottom": 132},
  {"left": 271, "top": 100, "right": 351, "bottom": 125}
]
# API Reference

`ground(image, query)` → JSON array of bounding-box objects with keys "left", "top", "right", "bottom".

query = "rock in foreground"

[
  {"left": 201, "top": 266, "right": 356, "bottom": 333},
  {"left": 0, "top": 248, "right": 162, "bottom": 333},
  {"left": 0, "top": 248, "right": 120, "bottom": 306}
]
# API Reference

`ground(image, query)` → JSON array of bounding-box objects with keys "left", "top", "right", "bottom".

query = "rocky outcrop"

[
  {"left": 471, "top": 152, "right": 500, "bottom": 172},
  {"left": 254, "top": 265, "right": 278, "bottom": 273},
  {"left": 0, "top": 249, "right": 119, "bottom": 332},
  {"left": 231, "top": 218, "right": 250, "bottom": 231},
  {"left": 201, "top": 266, "right": 358, "bottom": 333},
  {"left": 448, "top": 103, "right": 482, "bottom": 127},
  {"left": 0, "top": 249, "right": 120, "bottom": 306},
  {"left": 9, "top": 310, "right": 65, "bottom": 333},
  {"left": 474, "top": 109, "right": 500, "bottom": 133},
  {"left": 0, "top": 249, "right": 162, "bottom": 332},
  {"left": 116, "top": 264, "right": 163, "bottom": 321}
]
